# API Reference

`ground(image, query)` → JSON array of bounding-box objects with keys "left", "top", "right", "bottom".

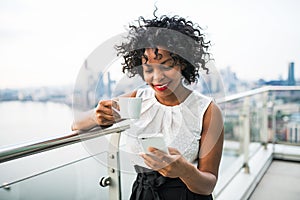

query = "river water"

[{"left": 0, "top": 101, "right": 73, "bottom": 148}]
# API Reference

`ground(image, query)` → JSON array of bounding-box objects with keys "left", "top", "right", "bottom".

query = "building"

[{"left": 259, "top": 62, "right": 297, "bottom": 86}]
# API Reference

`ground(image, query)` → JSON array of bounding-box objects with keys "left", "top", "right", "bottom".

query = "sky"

[{"left": 0, "top": 0, "right": 299, "bottom": 89}]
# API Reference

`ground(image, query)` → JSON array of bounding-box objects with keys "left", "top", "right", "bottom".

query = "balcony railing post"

[
  {"left": 107, "top": 132, "right": 122, "bottom": 200},
  {"left": 272, "top": 104, "right": 277, "bottom": 145},
  {"left": 261, "top": 91, "right": 269, "bottom": 149},
  {"left": 242, "top": 97, "right": 250, "bottom": 173}
]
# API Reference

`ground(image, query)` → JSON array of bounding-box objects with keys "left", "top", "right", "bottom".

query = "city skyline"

[{"left": 0, "top": 0, "right": 299, "bottom": 89}]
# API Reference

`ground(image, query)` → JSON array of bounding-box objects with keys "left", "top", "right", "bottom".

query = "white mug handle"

[{"left": 111, "top": 99, "right": 121, "bottom": 116}]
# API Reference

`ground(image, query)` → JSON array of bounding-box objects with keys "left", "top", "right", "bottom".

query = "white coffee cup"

[{"left": 115, "top": 97, "right": 142, "bottom": 119}]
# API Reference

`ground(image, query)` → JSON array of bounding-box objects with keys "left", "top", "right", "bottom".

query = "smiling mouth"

[{"left": 153, "top": 83, "right": 169, "bottom": 91}]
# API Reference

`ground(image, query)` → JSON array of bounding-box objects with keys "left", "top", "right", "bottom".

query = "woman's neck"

[{"left": 155, "top": 84, "right": 192, "bottom": 106}]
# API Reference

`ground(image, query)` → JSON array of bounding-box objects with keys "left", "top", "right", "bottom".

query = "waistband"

[{"left": 130, "top": 165, "right": 213, "bottom": 200}]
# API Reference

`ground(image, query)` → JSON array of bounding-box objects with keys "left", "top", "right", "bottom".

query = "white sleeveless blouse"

[{"left": 122, "top": 87, "right": 212, "bottom": 169}]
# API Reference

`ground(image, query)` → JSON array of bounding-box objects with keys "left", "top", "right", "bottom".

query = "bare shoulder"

[
  {"left": 206, "top": 101, "right": 223, "bottom": 118},
  {"left": 203, "top": 101, "right": 224, "bottom": 130}
]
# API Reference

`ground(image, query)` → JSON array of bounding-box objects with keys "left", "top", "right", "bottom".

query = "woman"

[{"left": 72, "top": 11, "right": 224, "bottom": 200}]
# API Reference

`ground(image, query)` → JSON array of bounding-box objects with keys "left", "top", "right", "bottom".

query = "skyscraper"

[{"left": 287, "top": 62, "right": 296, "bottom": 86}]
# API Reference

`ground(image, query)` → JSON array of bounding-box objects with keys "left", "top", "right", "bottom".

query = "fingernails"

[{"left": 139, "top": 152, "right": 145, "bottom": 157}]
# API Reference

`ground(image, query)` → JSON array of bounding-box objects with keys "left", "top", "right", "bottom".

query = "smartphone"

[{"left": 138, "top": 133, "right": 169, "bottom": 154}]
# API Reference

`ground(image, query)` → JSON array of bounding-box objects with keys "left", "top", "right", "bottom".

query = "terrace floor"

[{"left": 248, "top": 160, "right": 300, "bottom": 200}]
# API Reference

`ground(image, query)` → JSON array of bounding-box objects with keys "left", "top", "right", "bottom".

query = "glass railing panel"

[
  {"left": 249, "top": 95, "right": 262, "bottom": 143},
  {"left": 0, "top": 142, "right": 110, "bottom": 200},
  {"left": 0, "top": 125, "right": 131, "bottom": 200},
  {"left": 214, "top": 99, "right": 245, "bottom": 196},
  {"left": 269, "top": 90, "right": 300, "bottom": 144},
  {"left": 222, "top": 95, "right": 262, "bottom": 150},
  {"left": 119, "top": 141, "right": 137, "bottom": 199},
  {"left": 219, "top": 98, "right": 244, "bottom": 172},
  {"left": 1, "top": 87, "right": 299, "bottom": 200}
]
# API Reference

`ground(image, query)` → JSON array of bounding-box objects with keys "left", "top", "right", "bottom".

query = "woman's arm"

[
  {"left": 71, "top": 91, "right": 137, "bottom": 131},
  {"left": 141, "top": 102, "right": 224, "bottom": 195},
  {"left": 179, "top": 102, "right": 224, "bottom": 194}
]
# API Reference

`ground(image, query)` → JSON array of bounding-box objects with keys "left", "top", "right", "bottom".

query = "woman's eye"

[
  {"left": 161, "top": 64, "right": 173, "bottom": 70},
  {"left": 144, "top": 69, "right": 153, "bottom": 73},
  {"left": 162, "top": 66, "right": 171, "bottom": 70},
  {"left": 143, "top": 64, "right": 153, "bottom": 73}
]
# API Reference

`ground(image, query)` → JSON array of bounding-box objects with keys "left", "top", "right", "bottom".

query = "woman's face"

[{"left": 142, "top": 48, "right": 184, "bottom": 99}]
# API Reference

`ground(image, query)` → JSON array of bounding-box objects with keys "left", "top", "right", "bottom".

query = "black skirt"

[{"left": 129, "top": 165, "right": 213, "bottom": 200}]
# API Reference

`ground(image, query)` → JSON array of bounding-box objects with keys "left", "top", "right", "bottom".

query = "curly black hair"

[{"left": 115, "top": 10, "right": 211, "bottom": 84}]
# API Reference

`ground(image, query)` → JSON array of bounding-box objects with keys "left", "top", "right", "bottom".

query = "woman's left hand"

[{"left": 140, "top": 147, "right": 188, "bottom": 178}]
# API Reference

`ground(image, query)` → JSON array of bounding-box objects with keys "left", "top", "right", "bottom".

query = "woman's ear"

[
  {"left": 180, "top": 63, "right": 186, "bottom": 71},
  {"left": 137, "top": 65, "right": 144, "bottom": 80}
]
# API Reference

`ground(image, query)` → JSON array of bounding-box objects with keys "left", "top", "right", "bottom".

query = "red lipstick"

[{"left": 154, "top": 83, "right": 168, "bottom": 91}]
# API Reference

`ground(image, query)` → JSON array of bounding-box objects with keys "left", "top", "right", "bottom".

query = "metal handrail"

[
  {"left": 0, "top": 124, "right": 130, "bottom": 164},
  {"left": 216, "top": 85, "right": 300, "bottom": 103}
]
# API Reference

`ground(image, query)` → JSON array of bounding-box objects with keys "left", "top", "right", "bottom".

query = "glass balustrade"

[{"left": 0, "top": 86, "right": 299, "bottom": 200}]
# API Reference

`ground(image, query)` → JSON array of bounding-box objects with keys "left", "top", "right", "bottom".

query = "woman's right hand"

[{"left": 94, "top": 99, "right": 121, "bottom": 126}]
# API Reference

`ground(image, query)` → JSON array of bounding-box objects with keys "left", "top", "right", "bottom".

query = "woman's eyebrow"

[
  {"left": 160, "top": 58, "right": 173, "bottom": 65},
  {"left": 143, "top": 58, "right": 173, "bottom": 66}
]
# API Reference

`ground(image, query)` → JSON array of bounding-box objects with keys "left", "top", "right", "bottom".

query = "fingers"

[
  {"left": 94, "top": 100, "right": 121, "bottom": 125},
  {"left": 141, "top": 148, "right": 172, "bottom": 170},
  {"left": 111, "top": 98, "right": 120, "bottom": 110},
  {"left": 148, "top": 146, "right": 181, "bottom": 157},
  {"left": 141, "top": 152, "right": 169, "bottom": 170},
  {"left": 167, "top": 147, "right": 181, "bottom": 155},
  {"left": 140, "top": 147, "right": 186, "bottom": 178},
  {"left": 148, "top": 147, "right": 171, "bottom": 162}
]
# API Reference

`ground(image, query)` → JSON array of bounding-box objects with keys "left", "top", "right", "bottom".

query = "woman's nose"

[{"left": 153, "top": 69, "right": 165, "bottom": 82}]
